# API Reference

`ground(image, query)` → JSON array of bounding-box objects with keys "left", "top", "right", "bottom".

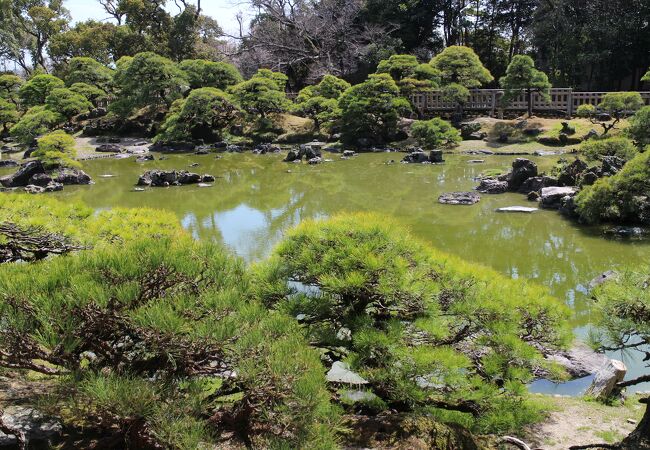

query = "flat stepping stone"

[
  {"left": 99, "top": 174, "right": 115, "bottom": 178},
  {"left": 198, "top": 183, "right": 212, "bottom": 187},
  {"left": 467, "top": 159, "right": 485, "bottom": 163},
  {"left": 438, "top": 192, "right": 480, "bottom": 205},
  {"left": 496, "top": 206, "right": 538, "bottom": 213}
]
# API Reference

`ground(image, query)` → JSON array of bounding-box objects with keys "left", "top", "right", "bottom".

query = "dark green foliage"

[
  {"left": 376, "top": 54, "right": 420, "bottom": 81},
  {"left": 500, "top": 55, "right": 552, "bottom": 116},
  {"left": 9, "top": 106, "right": 64, "bottom": 145},
  {"left": 18, "top": 74, "right": 65, "bottom": 107},
  {"left": 0, "top": 74, "right": 24, "bottom": 105},
  {"left": 155, "top": 88, "right": 240, "bottom": 143},
  {"left": 110, "top": 52, "right": 188, "bottom": 116},
  {"left": 229, "top": 71, "right": 289, "bottom": 119},
  {"left": 643, "top": 68, "right": 650, "bottom": 82},
  {"left": 0, "top": 214, "right": 338, "bottom": 448},
  {"left": 0, "top": 99, "right": 19, "bottom": 132},
  {"left": 69, "top": 82, "right": 107, "bottom": 107},
  {"left": 178, "top": 59, "right": 242, "bottom": 90},
  {"left": 32, "top": 130, "right": 78, "bottom": 168},
  {"left": 376, "top": 55, "right": 440, "bottom": 102},
  {"left": 254, "top": 214, "right": 570, "bottom": 433},
  {"left": 628, "top": 106, "right": 650, "bottom": 147},
  {"left": 293, "top": 75, "right": 350, "bottom": 132},
  {"left": 338, "top": 74, "right": 412, "bottom": 145},
  {"left": 62, "top": 57, "right": 114, "bottom": 90},
  {"left": 579, "top": 136, "right": 638, "bottom": 162},
  {"left": 576, "top": 149, "right": 650, "bottom": 224},
  {"left": 411, "top": 118, "right": 461, "bottom": 149},
  {"left": 45, "top": 87, "right": 92, "bottom": 121},
  {"left": 430, "top": 46, "right": 493, "bottom": 88}
]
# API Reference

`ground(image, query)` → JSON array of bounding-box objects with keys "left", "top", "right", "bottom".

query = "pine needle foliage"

[{"left": 254, "top": 214, "right": 571, "bottom": 433}]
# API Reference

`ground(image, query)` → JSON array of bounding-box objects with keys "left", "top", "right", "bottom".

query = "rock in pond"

[
  {"left": 283, "top": 149, "right": 300, "bottom": 162},
  {"left": 401, "top": 149, "right": 444, "bottom": 164},
  {"left": 24, "top": 182, "right": 63, "bottom": 194},
  {"left": 603, "top": 226, "right": 647, "bottom": 238},
  {"left": 438, "top": 192, "right": 480, "bottom": 205},
  {"left": 137, "top": 170, "right": 212, "bottom": 187},
  {"left": 544, "top": 341, "right": 612, "bottom": 379},
  {"left": 308, "top": 157, "right": 323, "bottom": 165},
  {"left": 496, "top": 206, "right": 538, "bottom": 213},
  {"left": 508, "top": 158, "right": 538, "bottom": 191},
  {"left": 253, "top": 143, "right": 281, "bottom": 154},
  {"left": 518, "top": 175, "right": 559, "bottom": 194},
  {"left": 343, "top": 150, "right": 356, "bottom": 157},
  {"left": 540, "top": 186, "right": 578, "bottom": 209},
  {"left": 476, "top": 178, "right": 508, "bottom": 194},
  {"left": 589, "top": 270, "right": 618, "bottom": 289},
  {"left": 54, "top": 168, "right": 92, "bottom": 185},
  {"left": 136, "top": 154, "right": 154, "bottom": 162},
  {"left": 326, "top": 361, "right": 368, "bottom": 385},
  {"left": 0, "top": 161, "right": 45, "bottom": 188}
]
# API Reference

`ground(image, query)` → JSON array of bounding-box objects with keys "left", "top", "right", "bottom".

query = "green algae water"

[{"left": 13, "top": 151, "right": 650, "bottom": 392}]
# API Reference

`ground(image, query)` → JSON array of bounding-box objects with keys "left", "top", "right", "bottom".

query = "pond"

[{"left": 13, "top": 150, "right": 650, "bottom": 393}]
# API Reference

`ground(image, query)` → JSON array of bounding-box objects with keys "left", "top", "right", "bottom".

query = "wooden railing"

[{"left": 409, "top": 89, "right": 650, "bottom": 116}]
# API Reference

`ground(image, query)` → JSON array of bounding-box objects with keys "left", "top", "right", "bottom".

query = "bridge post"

[{"left": 567, "top": 88, "right": 573, "bottom": 116}]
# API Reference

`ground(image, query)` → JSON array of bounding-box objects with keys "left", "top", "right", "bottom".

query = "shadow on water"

[{"left": 37, "top": 151, "right": 650, "bottom": 395}]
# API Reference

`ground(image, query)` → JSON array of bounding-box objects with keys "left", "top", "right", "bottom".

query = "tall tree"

[{"left": 500, "top": 54, "right": 551, "bottom": 116}]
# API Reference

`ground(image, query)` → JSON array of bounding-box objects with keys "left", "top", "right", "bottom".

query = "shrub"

[
  {"left": 254, "top": 214, "right": 570, "bottom": 433},
  {"left": 628, "top": 105, "right": 650, "bottom": 147},
  {"left": 338, "top": 74, "right": 412, "bottom": 145},
  {"left": 18, "top": 74, "right": 66, "bottom": 108},
  {"left": 430, "top": 46, "right": 493, "bottom": 88},
  {"left": 45, "top": 87, "right": 92, "bottom": 121},
  {"left": 0, "top": 74, "right": 24, "bottom": 104},
  {"left": 579, "top": 136, "right": 638, "bottom": 161},
  {"left": 32, "top": 130, "right": 78, "bottom": 168},
  {"left": 0, "top": 234, "right": 339, "bottom": 448},
  {"left": 110, "top": 52, "right": 188, "bottom": 116},
  {"left": 69, "top": 82, "right": 107, "bottom": 107},
  {"left": 229, "top": 73, "right": 289, "bottom": 119},
  {"left": 62, "top": 57, "right": 114, "bottom": 90},
  {"left": 0, "top": 99, "right": 19, "bottom": 133},
  {"left": 579, "top": 92, "right": 644, "bottom": 135},
  {"left": 178, "top": 59, "right": 243, "bottom": 90},
  {"left": 155, "top": 87, "right": 240, "bottom": 143},
  {"left": 411, "top": 118, "right": 461, "bottom": 148},
  {"left": 576, "top": 149, "right": 650, "bottom": 224},
  {"left": 576, "top": 104, "right": 596, "bottom": 118},
  {"left": 9, "top": 106, "right": 64, "bottom": 145}
]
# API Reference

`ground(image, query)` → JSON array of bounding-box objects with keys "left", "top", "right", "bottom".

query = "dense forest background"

[{"left": 1, "top": 0, "right": 649, "bottom": 91}]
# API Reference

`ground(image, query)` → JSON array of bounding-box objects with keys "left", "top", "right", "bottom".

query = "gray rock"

[
  {"left": 496, "top": 206, "right": 538, "bottom": 213},
  {"left": 604, "top": 226, "right": 647, "bottom": 238},
  {"left": 0, "top": 161, "right": 45, "bottom": 188},
  {"left": 308, "top": 157, "right": 323, "bottom": 165},
  {"left": 284, "top": 149, "right": 300, "bottom": 162},
  {"left": 508, "top": 158, "right": 538, "bottom": 191},
  {"left": 28, "top": 173, "right": 53, "bottom": 187},
  {"left": 518, "top": 176, "right": 559, "bottom": 194},
  {"left": 201, "top": 174, "right": 216, "bottom": 183},
  {"left": 401, "top": 151, "right": 430, "bottom": 164},
  {"left": 557, "top": 158, "right": 588, "bottom": 186},
  {"left": 467, "top": 159, "right": 485, "bottom": 163},
  {"left": 439, "top": 192, "right": 481, "bottom": 205},
  {"left": 135, "top": 154, "right": 154, "bottom": 162},
  {"left": 54, "top": 168, "right": 92, "bottom": 185},
  {"left": 589, "top": 270, "right": 618, "bottom": 289},
  {"left": 0, "top": 406, "right": 62, "bottom": 447},
  {"left": 476, "top": 178, "right": 508, "bottom": 194},
  {"left": 253, "top": 143, "right": 281, "bottom": 154},
  {"left": 429, "top": 150, "right": 444, "bottom": 163},
  {"left": 343, "top": 150, "right": 356, "bottom": 157},
  {"left": 545, "top": 341, "right": 612, "bottom": 378},
  {"left": 601, "top": 156, "right": 626, "bottom": 176},
  {"left": 340, "top": 390, "right": 378, "bottom": 403},
  {"left": 226, "top": 144, "right": 242, "bottom": 153},
  {"left": 540, "top": 186, "right": 578, "bottom": 209},
  {"left": 326, "top": 361, "right": 368, "bottom": 385},
  {"left": 137, "top": 170, "right": 209, "bottom": 187},
  {"left": 96, "top": 144, "right": 121, "bottom": 153},
  {"left": 0, "top": 160, "right": 18, "bottom": 168}
]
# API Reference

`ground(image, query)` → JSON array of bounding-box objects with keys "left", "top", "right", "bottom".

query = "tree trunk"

[{"left": 620, "top": 397, "right": 650, "bottom": 449}]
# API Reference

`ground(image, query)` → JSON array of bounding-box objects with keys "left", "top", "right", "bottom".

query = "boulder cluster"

[
  {"left": 137, "top": 170, "right": 215, "bottom": 187},
  {"left": 284, "top": 144, "right": 323, "bottom": 164},
  {"left": 401, "top": 148, "right": 444, "bottom": 164},
  {"left": 0, "top": 160, "right": 92, "bottom": 194},
  {"left": 475, "top": 156, "right": 626, "bottom": 215}
]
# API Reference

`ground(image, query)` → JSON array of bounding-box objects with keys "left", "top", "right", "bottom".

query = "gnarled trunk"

[{"left": 620, "top": 397, "right": 650, "bottom": 449}]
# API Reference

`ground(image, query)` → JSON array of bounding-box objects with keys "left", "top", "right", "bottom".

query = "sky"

[{"left": 63, "top": 0, "right": 253, "bottom": 35}]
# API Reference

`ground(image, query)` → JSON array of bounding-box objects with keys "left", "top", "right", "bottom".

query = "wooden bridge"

[{"left": 409, "top": 88, "right": 650, "bottom": 117}]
